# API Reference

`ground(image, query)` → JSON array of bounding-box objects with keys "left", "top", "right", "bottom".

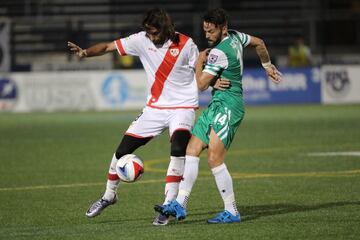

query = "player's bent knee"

[
  {"left": 186, "top": 143, "right": 199, "bottom": 156},
  {"left": 115, "top": 135, "right": 152, "bottom": 159},
  {"left": 171, "top": 130, "right": 191, "bottom": 157},
  {"left": 186, "top": 136, "right": 206, "bottom": 156},
  {"left": 115, "top": 148, "right": 130, "bottom": 159},
  {"left": 207, "top": 151, "right": 224, "bottom": 168}
]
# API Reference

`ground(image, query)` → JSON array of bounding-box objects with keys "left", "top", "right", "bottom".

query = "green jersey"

[
  {"left": 192, "top": 30, "right": 251, "bottom": 149},
  {"left": 203, "top": 30, "right": 251, "bottom": 109}
]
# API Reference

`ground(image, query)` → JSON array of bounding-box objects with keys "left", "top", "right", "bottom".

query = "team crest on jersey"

[
  {"left": 208, "top": 54, "right": 218, "bottom": 64},
  {"left": 170, "top": 48, "right": 179, "bottom": 57}
]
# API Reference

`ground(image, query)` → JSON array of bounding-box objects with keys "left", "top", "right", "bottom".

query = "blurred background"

[
  {"left": 1, "top": 2, "right": 359, "bottom": 238},
  {"left": 0, "top": 0, "right": 360, "bottom": 110}
]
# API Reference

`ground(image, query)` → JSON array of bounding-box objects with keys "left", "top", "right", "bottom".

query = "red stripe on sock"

[
  {"left": 166, "top": 175, "right": 183, "bottom": 183},
  {"left": 108, "top": 173, "right": 120, "bottom": 181}
]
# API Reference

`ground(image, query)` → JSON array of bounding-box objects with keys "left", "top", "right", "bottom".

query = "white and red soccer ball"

[{"left": 115, "top": 154, "right": 144, "bottom": 183}]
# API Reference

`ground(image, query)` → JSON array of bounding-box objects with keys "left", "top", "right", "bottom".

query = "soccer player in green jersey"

[{"left": 155, "top": 8, "right": 282, "bottom": 224}]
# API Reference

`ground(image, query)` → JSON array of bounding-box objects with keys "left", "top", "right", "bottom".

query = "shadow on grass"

[
  {"left": 94, "top": 201, "right": 360, "bottom": 225},
  {"left": 183, "top": 201, "right": 360, "bottom": 224},
  {"left": 240, "top": 201, "right": 360, "bottom": 222}
]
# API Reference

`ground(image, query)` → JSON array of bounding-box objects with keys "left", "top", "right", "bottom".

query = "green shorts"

[{"left": 192, "top": 101, "right": 245, "bottom": 149}]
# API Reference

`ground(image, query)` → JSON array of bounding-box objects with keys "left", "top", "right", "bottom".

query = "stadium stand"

[{"left": 0, "top": 0, "right": 359, "bottom": 71}]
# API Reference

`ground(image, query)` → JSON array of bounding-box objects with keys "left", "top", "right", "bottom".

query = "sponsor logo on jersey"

[
  {"left": 208, "top": 54, "right": 218, "bottom": 64},
  {"left": 148, "top": 47, "right": 157, "bottom": 52},
  {"left": 170, "top": 48, "right": 179, "bottom": 57},
  {"left": 230, "top": 37, "right": 239, "bottom": 49}
]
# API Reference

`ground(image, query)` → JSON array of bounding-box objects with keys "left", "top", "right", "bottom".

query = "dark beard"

[
  {"left": 208, "top": 38, "right": 221, "bottom": 47},
  {"left": 207, "top": 32, "right": 222, "bottom": 47}
]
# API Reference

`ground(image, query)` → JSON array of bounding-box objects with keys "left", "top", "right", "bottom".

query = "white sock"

[
  {"left": 211, "top": 163, "right": 239, "bottom": 216},
  {"left": 163, "top": 156, "right": 185, "bottom": 204},
  {"left": 103, "top": 153, "right": 120, "bottom": 201},
  {"left": 176, "top": 155, "right": 200, "bottom": 208}
]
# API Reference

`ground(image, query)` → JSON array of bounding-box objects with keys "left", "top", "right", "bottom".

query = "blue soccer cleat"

[
  {"left": 207, "top": 210, "right": 241, "bottom": 224},
  {"left": 154, "top": 204, "right": 171, "bottom": 217},
  {"left": 154, "top": 200, "right": 186, "bottom": 221}
]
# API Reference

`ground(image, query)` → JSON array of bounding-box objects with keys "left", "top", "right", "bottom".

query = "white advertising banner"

[
  {"left": 0, "top": 70, "right": 147, "bottom": 112},
  {"left": 321, "top": 65, "right": 360, "bottom": 104}
]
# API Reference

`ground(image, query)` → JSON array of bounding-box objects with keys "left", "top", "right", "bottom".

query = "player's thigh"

[
  {"left": 126, "top": 107, "right": 168, "bottom": 138},
  {"left": 191, "top": 106, "right": 215, "bottom": 147},
  {"left": 168, "top": 108, "right": 195, "bottom": 136},
  {"left": 211, "top": 102, "right": 244, "bottom": 150},
  {"left": 208, "top": 128, "right": 227, "bottom": 168},
  {"left": 186, "top": 135, "right": 207, "bottom": 156}
]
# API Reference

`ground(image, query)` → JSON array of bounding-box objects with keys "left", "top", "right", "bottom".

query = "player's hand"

[
  {"left": 67, "top": 41, "right": 87, "bottom": 58},
  {"left": 198, "top": 48, "right": 211, "bottom": 65},
  {"left": 213, "top": 78, "right": 231, "bottom": 90},
  {"left": 265, "top": 64, "right": 282, "bottom": 83}
]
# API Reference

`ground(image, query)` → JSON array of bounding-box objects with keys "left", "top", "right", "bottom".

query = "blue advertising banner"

[{"left": 199, "top": 67, "right": 321, "bottom": 106}]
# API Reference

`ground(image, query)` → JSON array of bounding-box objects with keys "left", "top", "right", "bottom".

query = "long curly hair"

[{"left": 142, "top": 8, "right": 178, "bottom": 44}]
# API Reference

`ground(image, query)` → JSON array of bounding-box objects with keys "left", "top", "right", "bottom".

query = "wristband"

[
  {"left": 261, "top": 61, "right": 272, "bottom": 69},
  {"left": 82, "top": 49, "right": 88, "bottom": 57}
]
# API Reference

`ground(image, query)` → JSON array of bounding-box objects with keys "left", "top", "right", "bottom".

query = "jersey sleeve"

[
  {"left": 188, "top": 39, "right": 199, "bottom": 70},
  {"left": 114, "top": 32, "right": 142, "bottom": 56},
  {"left": 203, "top": 48, "right": 228, "bottom": 76},
  {"left": 235, "top": 31, "right": 251, "bottom": 47}
]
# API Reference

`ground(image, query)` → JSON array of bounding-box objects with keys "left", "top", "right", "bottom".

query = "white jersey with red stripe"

[{"left": 114, "top": 31, "right": 199, "bottom": 109}]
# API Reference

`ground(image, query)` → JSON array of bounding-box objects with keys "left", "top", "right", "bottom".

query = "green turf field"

[{"left": 0, "top": 104, "right": 359, "bottom": 239}]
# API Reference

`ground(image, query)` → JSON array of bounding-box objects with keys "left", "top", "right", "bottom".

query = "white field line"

[
  {"left": 1, "top": 169, "right": 359, "bottom": 192},
  {"left": 307, "top": 151, "right": 360, "bottom": 157},
  {"left": 2, "top": 150, "right": 359, "bottom": 192}
]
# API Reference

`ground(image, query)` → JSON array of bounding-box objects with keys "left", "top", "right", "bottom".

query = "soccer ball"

[{"left": 115, "top": 154, "right": 144, "bottom": 183}]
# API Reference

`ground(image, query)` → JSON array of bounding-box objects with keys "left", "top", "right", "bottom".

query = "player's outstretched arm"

[
  {"left": 67, "top": 41, "right": 116, "bottom": 58},
  {"left": 249, "top": 36, "right": 282, "bottom": 83}
]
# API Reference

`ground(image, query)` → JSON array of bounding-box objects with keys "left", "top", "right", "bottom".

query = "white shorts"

[{"left": 125, "top": 107, "right": 196, "bottom": 138}]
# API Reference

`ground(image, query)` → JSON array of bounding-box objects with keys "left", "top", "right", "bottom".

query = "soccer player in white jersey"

[{"left": 68, "top": 8, "right": 204, "bottom": 226}]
